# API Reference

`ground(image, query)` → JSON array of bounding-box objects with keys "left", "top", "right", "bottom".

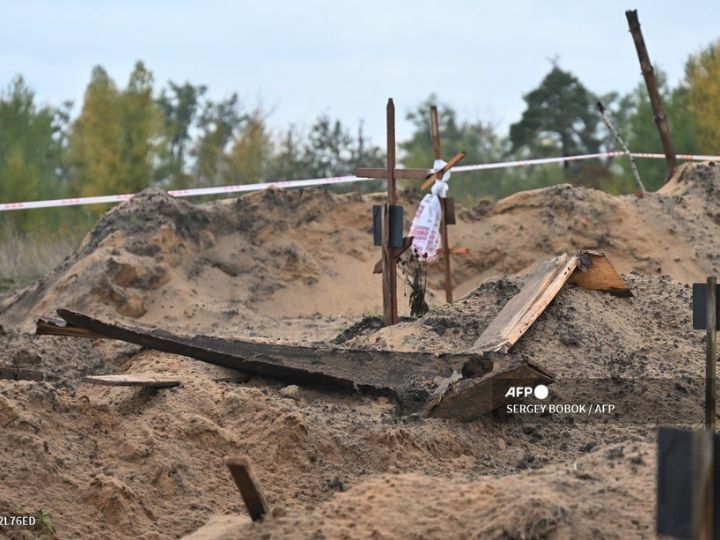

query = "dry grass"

[{"left": 0, "top": 226, "right": 81, "bottom": 293}]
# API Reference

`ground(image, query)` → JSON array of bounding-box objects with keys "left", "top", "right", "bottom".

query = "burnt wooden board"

[
  {"left": 41, "top": 309, "right": 493, "bottom": 413},
  {"left": 472, "top": 254, "right": 579, "bottom": 354},
  {"left": 84, "top": 374, "right": 181, "bottom": 388},
  {"left": 224, "top": 455, "right": 270, "bottom": 522},
  {"left": 421, "top": 355, "right": 554, "bottom": 422},
  {"left": 37, "top": 317, "right": 105, "bottom": 338}
]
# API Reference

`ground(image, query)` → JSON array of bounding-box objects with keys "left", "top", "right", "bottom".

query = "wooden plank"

[
  {"left": 569, "top": 250, "right": 632, "bottom": 296},
  {"left": 224, "top": 455, "right": 269, "bottom": 522},
  {"left": 36, "top": 316, "right": 106, "bottom": 338},
  {"left": 472, "top": 254, "right": 579, "bottom": 354},
  {"left": 43, "top": 308, "right": 493, "bottom": 414},
  {"left": 421, "top": 355, "right": 554, "bottom": 422},
  {"left": 444, "top": 197, "right": 456, "bottom": 225},
  {"left": 356, "top": 168, "right": 432, "bottom": 180},
  {"left": 0, "top": 366, "right": 44, "bottom": 382},
  {"left": 84, "top": 374, "right": 181, "bottom": 388},
  {"left": 420, "top": 151, "right": 466, "bottom": 190}
]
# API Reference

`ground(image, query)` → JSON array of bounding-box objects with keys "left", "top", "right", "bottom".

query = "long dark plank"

[{"left": 42, "top": 309, "right": 493, "bottom": 412}]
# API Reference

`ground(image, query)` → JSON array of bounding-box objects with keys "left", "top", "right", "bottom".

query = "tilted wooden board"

[
  {"left": 471, "top": 251, "right": 631, "bottom": 354},
  {"left": 84, "top": 374, "right": 181, "bottom": 388},
  {"left": 472, "top": 253, "right": 579, "bottom": 354},
  {"left": 224, "top": 455, "right": 270, "bottom": 522},
  {"left": 39, "top": 308, "right": 493, "bottom": 414}
]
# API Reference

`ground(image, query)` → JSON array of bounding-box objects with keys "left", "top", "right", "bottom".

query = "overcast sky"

[{"left": 1, "top": 0, "right": 718, "bottom": 145}]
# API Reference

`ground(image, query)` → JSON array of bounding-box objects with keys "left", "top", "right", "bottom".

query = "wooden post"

[
  {"left": 431, "top": 106, "right": 453, "bottom": 303},
  {"left": 625, "top": 10, "right": 677, "bottom": 180},
  {"left": 430, "top": 105, "right": 442, "bottom": 160},
  {"left": 382, "top": 99, "right": 398, "bottom": 325},
  {"left": 706, "top": 276, "right": 716, "bottom": 430},
  {"left": 224, "top": 455, "right": 270, "bottom": 522},
  {"left": 697, "top": 276, "right": 717, "bottom": 539}
]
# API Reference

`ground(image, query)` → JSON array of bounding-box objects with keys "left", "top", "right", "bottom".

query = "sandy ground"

[
  {"left": 2, "top": 161, "right": 720, "bottom": 335},
  {"left": 1, "top": 162, "right": 719, "bottom": 538}
]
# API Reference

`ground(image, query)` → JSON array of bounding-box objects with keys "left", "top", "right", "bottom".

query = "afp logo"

[{"left": 505, "top": 384, "right": 549, "bottom": 400}]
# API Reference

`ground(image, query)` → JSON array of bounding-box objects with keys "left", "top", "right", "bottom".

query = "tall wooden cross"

[{"left": 356, "top": 98, "right": 464, "bottom": 326}]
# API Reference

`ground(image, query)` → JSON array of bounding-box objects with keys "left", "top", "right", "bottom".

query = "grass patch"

[{"left": 0, "top": 226, "right": 83, "bottom": 293}]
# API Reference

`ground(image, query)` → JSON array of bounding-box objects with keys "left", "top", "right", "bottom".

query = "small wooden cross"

[{"left": 356, "top": 99, "right": 464, "bottom": 326}]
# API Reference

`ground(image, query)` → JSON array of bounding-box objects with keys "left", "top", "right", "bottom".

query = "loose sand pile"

[
  {"left": 1, "top": 163, "right": 718, "bottom": 538},
  {"left": 0, "top": 270, "right": 705, "bottom": 538},
  {"left": 2, "top": 161, "right": 720, "bottom": 335}
]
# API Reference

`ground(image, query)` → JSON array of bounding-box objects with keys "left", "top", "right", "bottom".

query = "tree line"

[{"left": 1, "top": 39, "right": 719, "bottom": 238}]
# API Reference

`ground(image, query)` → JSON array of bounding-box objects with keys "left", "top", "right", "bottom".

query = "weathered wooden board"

[
  {"left": 224, "top": 455, "right": 270, "bottom": 522},
  {"left": 472, "top": 254, "right": 579, "bottom": 354},
  {"left": 443, "top": 197, "right": 456, "bottom": 225},
  {"left": 0, "top": 366, "right": 45, "bottom": 382},
  {"left": 421, "top": 355, "right": 554, "bottom": 422},
  {"left": 570, "top": 250, "right": 632, "bottom": 296},
  {"left": 39, "top": 309, "right": 493, "bottom": 413},
  {"left": 84, "top": 374, "right": 181, "bottom": 388}
]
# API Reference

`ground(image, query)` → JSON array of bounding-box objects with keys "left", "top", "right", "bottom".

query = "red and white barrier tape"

[{"left": 1, "top": 151, "right": 718, "bottom": 212}]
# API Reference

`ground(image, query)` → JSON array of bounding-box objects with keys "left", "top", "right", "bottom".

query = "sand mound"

[
  {"left": 232, "top": 441, "right": 653, "bottom": 539},
  {"left": 2, "top": 161, "right": 720, "bottom": 335},
  {"left": 0, "top": 187, "right": 398, "bottom": 336},
  {"left": 0, "top": 268, "right": 705, "bottom": 538},
  {"left": 1, "top": 166, "right": 717, "bottom": 537}
]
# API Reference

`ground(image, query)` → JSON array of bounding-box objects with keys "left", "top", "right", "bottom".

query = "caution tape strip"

[{"left": 1, "top": 151, "right": 718, "bottom": 212}]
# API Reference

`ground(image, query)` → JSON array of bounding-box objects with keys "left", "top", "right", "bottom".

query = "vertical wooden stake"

[
  {"left": 382, "top": 98, "right": 398, "bottom": 325},
  {"left": 706, "top": 276, "right": 716, "bottom": 430},
  {"left": 224, "top": 455, "right": 270, "bottom": 522},
  {"left": 430, "top": 105, "right": 453, "bottom": 303},
  {"left": 625, "top": 10, "right": 677, "bottom": 180},
  {"left": 698, "top": 276, "right": 717, "bottom": 539}
]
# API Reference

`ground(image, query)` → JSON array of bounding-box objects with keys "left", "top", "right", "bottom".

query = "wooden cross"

[{"left": 356, "top": 98, "right": 464, "bottom": 326}]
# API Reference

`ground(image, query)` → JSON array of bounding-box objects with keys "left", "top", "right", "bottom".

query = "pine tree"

[
  {"left": 66, "top": 66, "right": 125, "bottom": 200},
  {"left": 686, "top": 40, "right": 720, "bottom": 154},
  {"left": 0, "top": 77, "right": 67, "bottom": 232},
  {"left": 122, "top": 61, "right": 164, "bottom": 192}
]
